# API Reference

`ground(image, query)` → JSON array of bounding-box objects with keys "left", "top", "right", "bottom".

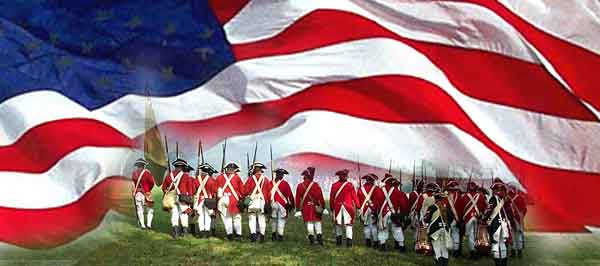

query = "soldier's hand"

[
  {"left": 294, "top": 211, "right": 302, "bottom": 218},
  {"left": 322, "top": 209, "right": 330, "bottom": 216}
]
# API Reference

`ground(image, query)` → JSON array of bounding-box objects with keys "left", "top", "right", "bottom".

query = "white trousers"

[
  {"left": 512, "top": 223, "right": 525, "bottom": 250},
  {"left": 362, "top": 211, "right": 378, "bottom": 240},
  {"left": 170, "top": 202, "right": 189, "bottom": 227},
  {"left": 491, "top": 220, "right": 510, "bottom": 259},
  {"left": 335, "top": 206, "right": 352, "bottom": 225},
  {"left": 450, "top": 223, "right": 460, "bottom": 251},
  {"left": 134, "top": 192, "right": 154, "bottom": 228},
  {"left": 248, "top": 212, "right": 267, "bottom": 235},
  {"left": 306, "top": 221, "right": 322, "bottom": 236},
  {"left": 377, "top": 215, "right": 404, "bottom": 244},
  {"left": 221, "top": 212, "right": 242, "bottom": 235},
  {"left": 271, "top": 203, "right": 287, "bottom": 236},
  {"left": 195, "top": 205, "right": 213, "bottom": 231},
  {"left": 464, "top": 218, "right": 478, "bottom": 251},
  {"left": 335, "top": 225, "right": 353, "bottom": 239},
  {"left": 432, "top": 236, "right": 450, "bottom": 260}
]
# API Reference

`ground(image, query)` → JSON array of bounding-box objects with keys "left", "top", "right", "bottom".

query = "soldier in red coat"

[
  {"left": 357, "top": 173, "right": 381, "bottom": 248},
  {"left": 374, "top": 175, "right": 410, "bottom": 252},
  {"left": 408, "top": 180, "right": 424, "bottom": 244},
  {"left": 269, "top": 168, "right": 295, "bottom": 241},
  {"left": 161, "top": 158, "right": 195, "bottom": 239},
  {"left": 191, "top": 163, "right": 218, "bottom": 238},
  {"left": 458, "top": 181, "right": 488, "bottom": 258},
  {"left": 244, "top": 162, "right": 273, "bottom": 243},
  {"left": 295, "top": 167, "right": 326, "bottom": 245},
  {"left": 216, "top": 162, "right": 245, "bottom": 241},
  {"left": 329, "top": 169, "right": 360, "bottom": 247},
  {"left": 444, "top": 180, "right": 463, "bottom": 257},
  {"left": 131, "top": 158, "right": 156, "bottom": 230},
  {"left": 508, "top": 184, "right": 527, "bottom": 258}
]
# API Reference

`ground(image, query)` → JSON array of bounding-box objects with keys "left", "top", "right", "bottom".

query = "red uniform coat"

[
  {"left": 161, "top": 170, "right": 195, "bottom": 196},
  {"left": 509, "top": 192, "right": 527, "bottom": 227},
  {"left": 295, "top": 179, "right": 325, "bottom": 222},
  {"left": 357, "top": 183, "right": 381, "bottom": 221},
  {"left": 243, "top": 173, "right": 273, "bottom": 202},
  {"left": 408, "top": 191, "right": 420, "bottom": 213},
  {"left": 446, "top": 190, "right": 462, "bottom": 223},
  {"left": 270, "top": 178, "right": 294, "bottom": 211},
  {"left": 458, "top": 191, "right": 488, "bottom": 224},
  {"left": 216, "top": 173, "right": 244, "bottom": 214},
  {"left": 329, "top": 180, "right": 360, "bottom": 224},
  {"left": 373, "top": 184, "right": 410, "bottom": 218},
  {"left": 192, "top": 175, "right": 217, "bottom": 206},
  {"left": 131, "top": 169, "right": 155, "bottom": 194}
]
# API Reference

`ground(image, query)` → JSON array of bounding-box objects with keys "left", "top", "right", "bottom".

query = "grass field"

[{"left": 2, "top": 189, "right": 600, "bottom": 266}]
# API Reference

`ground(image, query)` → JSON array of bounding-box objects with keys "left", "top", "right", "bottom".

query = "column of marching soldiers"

[{"left": 131, "top": 142, "right": 527, "bottom": 266}]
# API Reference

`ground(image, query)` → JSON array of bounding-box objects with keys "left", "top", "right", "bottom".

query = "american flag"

[{"left": 1, "top": 0, "right": 599, "bottom": 249}]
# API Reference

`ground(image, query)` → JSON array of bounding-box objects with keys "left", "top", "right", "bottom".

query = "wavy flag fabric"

[{"left": 0, "top": 0, "right": 599, "bottom": 249}]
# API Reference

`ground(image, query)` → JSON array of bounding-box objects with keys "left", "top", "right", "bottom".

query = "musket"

[
  {"left": 220, "top": 139, "right": 227, "bottom": 173},
  {"left": 175, "top": 141, "right": 179, "bottom": 159},
  {"left": 164, "top": 135, "right": 171, "bottom": 173},
  {"left": 270, "top": 144, "right": 275, "bottom": 177},
  {"left": 252, "top": 141, "right": 258, "bottom": 164},
  {"left": 196, "top": 138, "right": 204, "bottom": 177},
  {"left": 412, "top": 160, "right": 416, "bottom": 191},
  {"left": 388, "top": 159, "right": 392, "bottom": 174},
  {"left": 357, "top": 156, "right": 361, "bottom": 187}
]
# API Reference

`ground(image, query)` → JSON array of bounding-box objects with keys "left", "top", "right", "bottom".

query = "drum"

[
  {"left": 162, "top": 190, "right": 176, "bottom": 211},
  {"left": 415, "top": 225, "right": 433, "bottom": 255},
  {"left": 475, "top": 223, "right": 491, "bottom": 255}
]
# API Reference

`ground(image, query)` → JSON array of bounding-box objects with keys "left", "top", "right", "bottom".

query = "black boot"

[
  {"left": 211, "top": 228, "right": 217, "bottom": 237},
  {"left": 373, "top": 241, "right": 380, "bottom": 250},
  {"left": 517, "top": 250, "right": 523, "bottom": 258},
  {"left": 365, "top": 239, "right": 372, "bottom": 247},
  {"left": 494, "top": 259, "right": 502, "bottom": 266},
  {"left": 469, "top": 250, "right": 477, "bottom": 259},
  {"left": 180, "top": 226, "right": 186, "bottom": 237},
  {"left": 452, "top": 250, "right": 461, "bottom": 258},
  {"left": 308, "top": 235, "right": 315, "bottom": 245},
  {"left": 511, "top": 249, "right": 517, "bottom": 258},
  {"left": 226, "top": 234, "right": 233, "bottom": 241},
  {"left": 317, "top": 234, "right": 324, "bottom": 246},
  {"left": 399, "top": 245, "right": 406, "bottom": 253},
  {"left": 272, "top": 232, "right": 277, "bottom": 241},
  {"left": 277, "top": 234, "right": 284, "bottom": 241},
  {"left": 190, "top": 225, "right": 197, "bottom": 237},
  {"left": 235, "top": 234, "right": 242, "bottom": 241},
  {"left": 503, "top": 258, "right": 509, "bottom": 266},
  {"left": 380, "top": 243, "right": 387, "bottom": 252},
  {"left": 170, "top": 227, "right": 178, "bottom": 239},
  {"left": 394, "top": 241, "right": 401, "bottom": 250},
  {"left": 346, "top": 238, "right": 353, "bottom": 248},
  {"left": 250, "top": 233, "right": 257, "bottom": 242},
  {"left": 336, "top": 236, "right": 342, "bottom": 246},
  {"left": 259, "top": 233, "right": 265, "bottom": 243},
  {"left": 441, "top": 258, "right": 449, "bottom": 266}
]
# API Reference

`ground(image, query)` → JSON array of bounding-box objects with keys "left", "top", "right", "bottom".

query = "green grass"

[{"left": 2, "top": 189, "right": 600, "bottom": 266}]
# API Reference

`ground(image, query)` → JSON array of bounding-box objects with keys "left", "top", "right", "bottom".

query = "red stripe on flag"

[
  {"left": 232, "top": 9, "right": 596, "bottom": 121},
  {"left": 0, "top": 177, "right": 128, "bottom": 249},
  {"left": 460, "top": 0, "right": 600, "bottom": 114},
  {"left": 0, "top": 119, "right": 133, "bottom": 173}
]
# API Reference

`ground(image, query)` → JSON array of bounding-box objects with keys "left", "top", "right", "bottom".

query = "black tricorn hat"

[
  {"left": 184, "top": 165, "right": 194, "bottom": 172},
  {"left": 134, "top": 158, "right": 148, "bottom": 166},
  {"left": 224, "top": 162, "right": 240, "bottom": 172},
  {"left": 172, "top": 158, "right": 188, "bottom": 167},
  {"left": 251, "top": 162, "right": 267, "bottom": 169},
  {"left": 274, "top": 168, "right": 289, "bottom": 175},
  {"left": 199, "top": 163, "right": 217, "bottom": 174}
]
